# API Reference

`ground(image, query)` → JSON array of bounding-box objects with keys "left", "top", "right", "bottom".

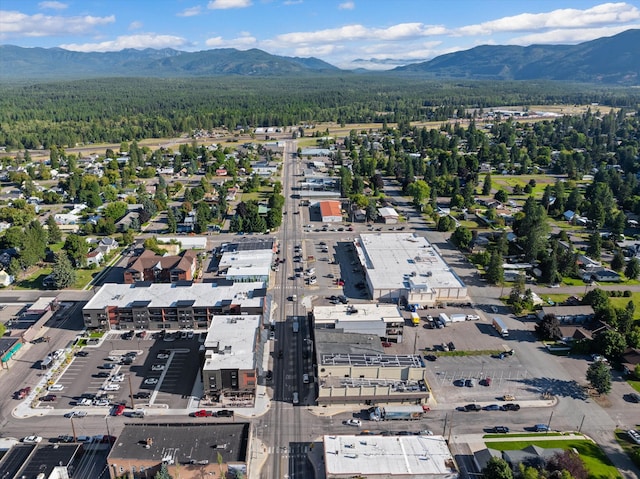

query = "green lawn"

[
  {"left": 487, "top": 439, "right": 622, "bottom": 479},
  {"left": 627, "top": 378, "right": 640, "bottom": 393},
  {"left": 13, "top": 268, "right": 52, "bottom": 290},
  {"left": 484, "top": 432, "right": 564, "bottom": 439},
  {"left": 73, "top": 268, "right": 97, "bottom": 289},
  {"left": 615, "top": 429, "right": 640, "bottom": 469}
]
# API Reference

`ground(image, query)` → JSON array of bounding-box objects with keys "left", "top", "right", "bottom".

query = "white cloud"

[
  {"left": 0, "top": 10, "right": 114, "bottom": 38},
  {"left": 129, "top": 21, "right": 143, "bottom": 31},
  {"left": 177, "top": 6, "right": 202, "bottom": 17},
  {"left": 283, "top": 0, "right": 303, "bottom": 4},
  {"left": 207, "top": 0, "right": 252, "bottom": 9},
  {"left": 274, "top": 22, "right": 442, "bottom": 45},
  {"left": 456, "top": 2, "right": 640, "bottom": 36},
  {"left": 338, "top": 1, "right": 354, "bottom": 10},
  {"left": 38, "top": 1, "right": 68, "bottom": 10},
  {"left": 60, "top": 34, "right": 189, "bottom": 52},
  {"left": 205, "top": 33, "right": 257, "bottom": 48},
  {"left": 510, "top": 24, "right": 640, "bottom": 45}
]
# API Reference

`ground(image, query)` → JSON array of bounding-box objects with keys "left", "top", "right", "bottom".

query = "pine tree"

[{"left": 51, "top": 252, "right": 76, "bottom": 289}]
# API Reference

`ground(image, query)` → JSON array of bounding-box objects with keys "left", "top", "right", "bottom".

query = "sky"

[{"left": 1, "top": 0, "right": 639, "bottom": 70}]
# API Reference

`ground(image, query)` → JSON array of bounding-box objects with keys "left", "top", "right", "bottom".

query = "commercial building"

[
  {"left": 82, "top": 282, "right": 266, "bottom": 330},
  {"left": 315, "top": 330, "right": 429, "bottom": 405},
  {"left": 202, "top": 314, "right": 263, "bottom": 406},
  {"left": 378, "top": 206, "right": 399, "bottom": 224},
  {"left": 319, "top": 200, "right": 343, "bottom": 222},
  {"left": 312, "top": 303, "right": 404, "bottom": 343},
  {"left": 107, "top": 423, "right": 249, "bottom": 479},
  {"left": 218, "top": 249, "right": 273, "bottom": 284},
  {"left": 323, "top": 434, "right": 458, "bottom": 479},
  {"left": 354, "top": 233, "right": 467, "bottom": 305}
]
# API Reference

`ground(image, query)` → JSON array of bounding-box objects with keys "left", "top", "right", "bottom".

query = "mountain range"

[{"left": 1, "top": 29, "right": 638, "bottom": 84}]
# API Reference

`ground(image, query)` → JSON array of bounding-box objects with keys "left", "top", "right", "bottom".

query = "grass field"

[{"left": 487, "top": 438, "right": 622, "bottom": 478}]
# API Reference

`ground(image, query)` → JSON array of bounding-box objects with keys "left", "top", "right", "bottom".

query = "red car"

[
  {"left": 191, "top": 409, "right": 214, "bottom": 417},
  {"left": 15, "top": 387, "right": 31, "bottom": 399},
  {"left": 113, "top": 404, "right": 126, "bottom": 416},
  {"left": 381, "top": 342, "right": 392, "bottom": 348}
]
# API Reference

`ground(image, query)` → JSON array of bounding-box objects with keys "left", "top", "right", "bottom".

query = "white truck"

[
  {"left": 438, "top": 313, "right": 450, "bottom": 326},
  {"left": 450, "top": 313, "right": 467, "bottom": 323},
  {"left": 492, "top": 317, "right": 509, "bottom": 337}
]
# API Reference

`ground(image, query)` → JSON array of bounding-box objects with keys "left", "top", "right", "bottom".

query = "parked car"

[
  {"left": 216, "top": 409, "right": 234, "bottom": 417},
  {"left": 629, "top": 393, "right": 640, "bottom": 403},
  {"left": 94, "top": 372, "right": 110, "bottom": 378},
  {"left": 103, "top": 384, "right": 120, "bottom": 391},
  {"left": 22, "top": 436, "right": 43, "bottom": 444},
  {"left": 143, "top": 378, "right": 158, "bottom": 385},
  {"left": 627, "top": 429, "right": 640, "bottom": 445},
  {"left": 75, "top": 350, "right": 89, "bottom": 357},
  {"left": 502, "top": 394, "right": 516, "bottom": 401},
  {"left": 448, "top": 341, "right": 456, "bottom": 351},
  {"left": 424, "top": 355, "right": 437, "bottom": 362},
  {"left": 48, "top": 384, "right": 64, "bottom": 392},
  {"left": 57, "top": 435, "right": 75, "bottom": 443},
  {"left": 345, "top": 419, "right": 362, "bottom": 427},
  {"left": 493, "top": 426, "right": 510, "bottom": 433},
  {"left": 100, "top": 363, "right": 116, "bottom": 369},
  {"left": 191, "top": 409, "right": 214, "bottom": 417},
  {"left": 483, "top": 404, "right": 501, "bottom": 411},
  {"left": 481, "top": 377, "right": 492, "bottom": 387},
  {"left": 151, "top": 364, "right": 165, "bottom": 371},
  {"left": 112, "top": 404, "right": 126, "bottom": 416},
  {"left": 110, "top": 374, "right": 125, "bottom": 382},
  {"left": 40, "top": 394, "right": 56, "bottom": 402},
  {"left": 501, "top": 403, "right": 521, "bottom": 411},
  {"left": 15, "top": 387, "right": 31, "bottom": 399},
  {"left": 465, "top": 379, "right": 475, "bottom": 388},
  {"left": 534, "top": 424, "right": 550, "bottom": 432},
  {"left": 133, "top": 391, "right": 151, "bottom": 399},
  {"left": 65, "top": 410, "right": 87, "bottom": 418},
  {"left": 265, "top": 370, "right": 273, "bottom": 381},
  {"left": 464, "top": 403, "right": 482, "bottom": 411}
]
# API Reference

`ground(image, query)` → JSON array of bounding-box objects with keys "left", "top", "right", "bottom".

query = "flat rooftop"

[
  {"left": 313, "top": 304, "right": 403, "bottom": 324},
  {"left": 219, "top": 250, "right": 273, "bottom": 277},
  {"left": 0, "top": 444, "right": 81, "bottom": 479},
  {"left": 315, "top": 330, "right": 385, "bottom": 357},
  {"left": 203, "top": 315, "right": 261, "bottom": 370},
  {"left": 355, "top": 233, "right": 465, "bottom": 292},
  {"left": 109, "top": 423, "right": 249, "bottom": 464},
  {"left": 320, "top": 352, "right": 423, "bottom": 368},
  {"left": 324, "top": 435, "right": 458, "bottom": 477},
  {"left": 84, "top": 282, "right": 266, "bottom": 310}
]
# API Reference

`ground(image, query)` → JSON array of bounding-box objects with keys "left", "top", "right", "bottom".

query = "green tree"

[
  {"left": 535, "top": 314, "right": 562, "bottom": 340},
  {"left": 63, "top": 233, "right": 88, "bottom": 268},
  {"left": 482, "top": 457, "right": 513, "bottom": 479},
  {"left": 494, "top": 189, "right": 508, "bottom": 203},
  {"left": 611, "top": 250, "right": 625, "bottom": 272},
  {"left": 625, "top": 257, "right": 640, "bottom": 280},
  {"left": 166, "top": 208, "right": 177, "bottom": 234},
  {"left": 46, "top": 215, "right": 62, "bottom": 244},
  {"left": 486, "top": 250, "right": 504, "bottom": 285},
  {"left": 582, "top": 288, "right": 610, "bottom": 313},
  {"left": 154, "top": 463, "right": 173, "bottom": 479},
  {"left": 594, "top": 329, "right": 627, "bottom": 358},
  {"left": 437, "top": 215, "right": 456, "bottom": 232},
  {"left": 406, "top": 180, "right": 431, "bottom": 210},
  {"left": 482, "top": 173, "right": 492, "bottom": 195},
  {"left": 450, "top": 226, "right": 473, "bottom": 251},
  {"left": 586, "top": 360, "right": 612, "bottom": 395},
  {"left": 586, "top": 232, "right": 602, "bottom": 260},
  {"left": 51, "top": 251, "right": 76, "bottom": 289}
]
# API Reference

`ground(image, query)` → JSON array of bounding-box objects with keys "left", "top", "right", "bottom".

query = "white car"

[
  {"left": 151, "top": 364, "right": 165, "bottom": 371},
  {"left": 107, "top": 355, "right": 120, "bottom": 362},
  {"left": 103, "top": 384, "right": 120, "bottom": 391},
  {"left": 65, "top": 410, "right": 87, "bottom": 418},
  {"left": 419, "top": 430, "right": 434, "bottom": 436},
  {"left": 48, "top": 384, "right": 64, "bottom": 391},
  {"left": 22, "top": 435, "right": 43, "bottom": 444},
  {"left": 78, "top": 398, "right": 93, "bottom": 406},
  {"left": 144, "top": 378, "right": 159, "bottom": 385},
  {"left": 345, "top": 419, "right": 361, "bottom": 427},
  {"left": 628, "top": 429, "right": 640, "bottom": 445},
  {"left": 110, "top": 374, "right": 125, "bottom": 382},
  {"left": 93, "top": 398, "right": 110, "bottom": 406},
  {"left": 156, "top": 353, "right": 170, "bottom": 360}
]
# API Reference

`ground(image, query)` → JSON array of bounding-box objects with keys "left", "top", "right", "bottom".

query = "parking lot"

[{"left": 47, "top": 331, "right": 204, "bottom": 411}]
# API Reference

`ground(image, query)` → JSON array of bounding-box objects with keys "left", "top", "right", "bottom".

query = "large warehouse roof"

[
  {"left": 324, "top": 434, "right": 458, "bottom": 478},
  {"left": 355, "top": 233, "right": 465, "bottom": 292}
]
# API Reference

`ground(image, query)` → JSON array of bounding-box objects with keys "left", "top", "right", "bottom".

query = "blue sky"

[{"left": 1, "top": 0, "right": 639, "bottom": 69}]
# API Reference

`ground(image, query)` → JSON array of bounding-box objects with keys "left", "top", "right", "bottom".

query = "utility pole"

[
  {"left": 128, "top": 374, "right": 135, "bottom": 409},
  {"left": 70, "top": 417, "right": 76, "bottom": 442},
  {"left": 547, "top": 411, "right": 554, "bottom": 433},
  {"left": 578, "top": 414, "right": 585, "bottom": 433}
]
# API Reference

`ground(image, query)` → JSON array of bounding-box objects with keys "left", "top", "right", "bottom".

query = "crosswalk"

[{"left": 265, "top": 445, "right": 310, "bottom": 458}]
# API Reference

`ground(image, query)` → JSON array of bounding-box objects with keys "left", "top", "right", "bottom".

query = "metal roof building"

[{"left": 323, "top": 434, "right": 459, "bottom": 478}]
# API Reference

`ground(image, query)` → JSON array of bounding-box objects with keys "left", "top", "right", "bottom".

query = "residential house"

[
  {"left": 621, "top": 348, "right": 640, "bottom": 375},
  {"left": 378, "top": 207, "right": 399, "bottom": 224},
  {"left": 537, "top": 305, "right": 595, "bottom": 324},
  {"left": 123, "top": 249, "right": 197, "bottom": 284}
]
